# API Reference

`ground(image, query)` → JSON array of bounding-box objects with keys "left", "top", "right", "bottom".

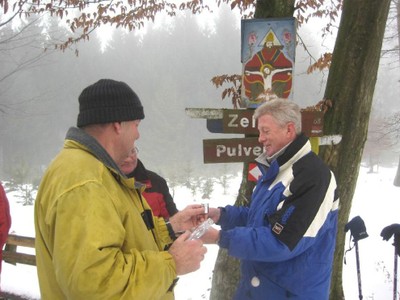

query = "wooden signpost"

[
  {"left": 186, "top": 107, "right": 339, "bottom": 181},
  {"left": 186, "top": 107, "right": 327, "bottom": 161},
  {"left": 203, "top": 137, "right": 262, "bottom": 164}
]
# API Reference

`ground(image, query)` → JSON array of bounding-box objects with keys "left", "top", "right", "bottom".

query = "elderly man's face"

[
  {"left": 120, "top": 147, "right": 138, "bottom": 175},
  {"left": 117, "top": 120, "right": 140, "bottom": 165},
  {"left": 257, "top": 114, "right": 294, "bottom": 157}
]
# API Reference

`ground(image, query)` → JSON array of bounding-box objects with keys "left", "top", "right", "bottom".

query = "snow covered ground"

[{"left": 2, "top": 166, "right": 400, "bottom": 299}]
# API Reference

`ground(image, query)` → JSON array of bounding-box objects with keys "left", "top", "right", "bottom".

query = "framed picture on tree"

[{"left": 241, "top": 18, "right": 296, "bottom": 108}]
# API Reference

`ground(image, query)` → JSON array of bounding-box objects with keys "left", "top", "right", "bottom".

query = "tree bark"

[
  {"left": 397, "top": 0, "right": 400, "bottom": 63},
  {"left": 319, "top": 0, "right": 391, "bottom": 299},
  {"left": 254, "top": 0, "right": 295, "bottom": 18}
]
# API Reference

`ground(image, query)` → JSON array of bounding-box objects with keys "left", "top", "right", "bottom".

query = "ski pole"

[
  {"left": 344, "top": 216, "right": 369, "bottom": 300},
  {"left": 394, "top": 246, "right": 398, "bottom": 300},
  {"left": 355, "top": 240, "right": 363, "bottom": 300},
  {"left": 381, "top": 225, "right": 400, "bottom": 300}
]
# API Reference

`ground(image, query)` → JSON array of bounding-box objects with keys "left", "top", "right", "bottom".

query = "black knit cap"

[{"left": 77, "top": 79, "right": 145, "bottom": 127}]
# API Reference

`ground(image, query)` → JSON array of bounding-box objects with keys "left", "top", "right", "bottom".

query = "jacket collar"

[
  {"left": 256, "top": 133, "right": 310, "bottom": 168},
  {"left": 65, "top": 127, "right": 123, "bottom": 174},
  {"left": 65, "top": 127, "right": 146, "bottom": 190},
  {"left": 127, "top": 159, "right": 149, "bottom": 182}
]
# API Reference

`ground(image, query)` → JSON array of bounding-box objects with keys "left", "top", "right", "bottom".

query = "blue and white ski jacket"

[{"left": 218, "top": 134, "right": 339, "bottom": 300}]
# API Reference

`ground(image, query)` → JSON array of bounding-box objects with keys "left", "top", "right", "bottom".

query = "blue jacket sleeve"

[
  {"left": 218, "top": 155, "right": 338, "bottom": 263},
  {"left": 218, "top": 205, "right": 249, "bottom": 230}
]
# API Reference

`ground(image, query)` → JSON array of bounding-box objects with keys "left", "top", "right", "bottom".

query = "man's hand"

[
  {"left": 168, "top": 231, "right": 207, "bottom": 275},
  {"left": 207, "top": 207, "right": 221, "bottom": 224},
  {"left": 169, "top": 204, "right": 206, "bottom": 232},
  {"left": 199, "top": 227, "right": 220, "bottom": 244}
]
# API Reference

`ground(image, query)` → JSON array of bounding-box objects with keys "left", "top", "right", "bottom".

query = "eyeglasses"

[{"left": 131, "top": 147, "right": 139, "bottom": 155}]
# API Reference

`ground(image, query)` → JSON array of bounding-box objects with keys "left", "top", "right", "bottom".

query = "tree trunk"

[
  {"left": 397, "top": 0, "right": 400, "bottom": 63},
  {"left": 209, "top": 162, "right": 255, "bottom": 300},
  {"left": 209, "top": 1, "right": 295, "bottom": 299},
  {"left": 254, "top": 0, "right": 295, "bottom": 18},
  {"left": 318, "top": 0, "right": 391, "bottom": 299}
]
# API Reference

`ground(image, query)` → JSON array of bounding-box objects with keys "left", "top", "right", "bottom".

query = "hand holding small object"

[
  {"left": 207, "top": 207, "right": 221, "bottom": 223},
  {"left": 188, "top": 218, "right": 220, "bottom": 244},
  {"left": 168, "top": 204, "right": 208, "bottom": 233},
  {"left": 189, "top": 218, "right": 214, "bottom": 240},
  {"left": 168, "top": 231, "right": 207, "bottom": 275}
]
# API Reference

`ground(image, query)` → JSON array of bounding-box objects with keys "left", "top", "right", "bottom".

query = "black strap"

[
  {"left": 167, "top": 278, "right": 179, "bottom": 292},
  {"left": 165, "top": 220, "right": 177, "bottom": 240}
]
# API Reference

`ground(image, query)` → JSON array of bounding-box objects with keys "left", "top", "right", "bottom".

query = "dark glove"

[
  {"left": 344, "top": 216, "right": 368, "bottom": 242},
  {"left": 381, "top": 224, "right": 400, "bottom": 257},
  {"left": 380, "top": 224, "right": 400, "bottom": 241}
]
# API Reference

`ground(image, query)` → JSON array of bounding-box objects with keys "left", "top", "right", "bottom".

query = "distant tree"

[
  {"left": 181, "top": 164, "right": 199, "bottom": 197},
  {"left": 0, "top": 0, "right": 212, "bottom": 55},
  {"left": 371, "top": 0, "right": 400, "bottom": 162},
  {"left": 381, "top": 0, "right": 400, "bottom": 61},
  {"left": 381, "top": 111, "right": 400, "bottom": 145},
  {"left": 362, "top": 111, "right": 398, "bottom": 171},
  {"left": 200, "top": 177, "right": 214, "bottom": 199},
  {"left": 3, "top": 158, "right": 40, "bottom": 205},
  {"left": 0, "top": 17, "right": 57, "bottom": 110},
  {"left": 217, "top": 173, "right": 234, "bottom": 195},
  {"left": 165, "top": 173, "right": 181, "bottom": 198}
]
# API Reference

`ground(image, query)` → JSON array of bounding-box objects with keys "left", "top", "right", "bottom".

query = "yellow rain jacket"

[{"left": 35, "top": 128, "right": 176, "bottom": 300}]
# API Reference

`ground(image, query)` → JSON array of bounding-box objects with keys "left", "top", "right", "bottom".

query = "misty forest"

[{"left": 1, "top": 2, "right": 398, "bottom": 192}]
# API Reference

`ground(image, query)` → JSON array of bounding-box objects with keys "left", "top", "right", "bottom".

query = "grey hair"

[{"left": 253, "top": 99, "right": 302, "bottom": 134}]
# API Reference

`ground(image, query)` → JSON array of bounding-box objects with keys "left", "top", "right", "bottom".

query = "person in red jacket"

[
  {"left": 0, "top": 181, "right": 12, "bottom": 288},
  {"left": 120, "top": 147, "right": 178, "bottom": 219}
]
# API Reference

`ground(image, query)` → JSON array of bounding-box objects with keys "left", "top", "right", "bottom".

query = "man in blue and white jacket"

[{"left": 205, "top": 99, "right": 339, "bottom": 299}]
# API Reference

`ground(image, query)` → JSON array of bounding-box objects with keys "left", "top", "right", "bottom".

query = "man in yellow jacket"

[{"left": 34, "top": 79, "right": 207, "bottom": 300}]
